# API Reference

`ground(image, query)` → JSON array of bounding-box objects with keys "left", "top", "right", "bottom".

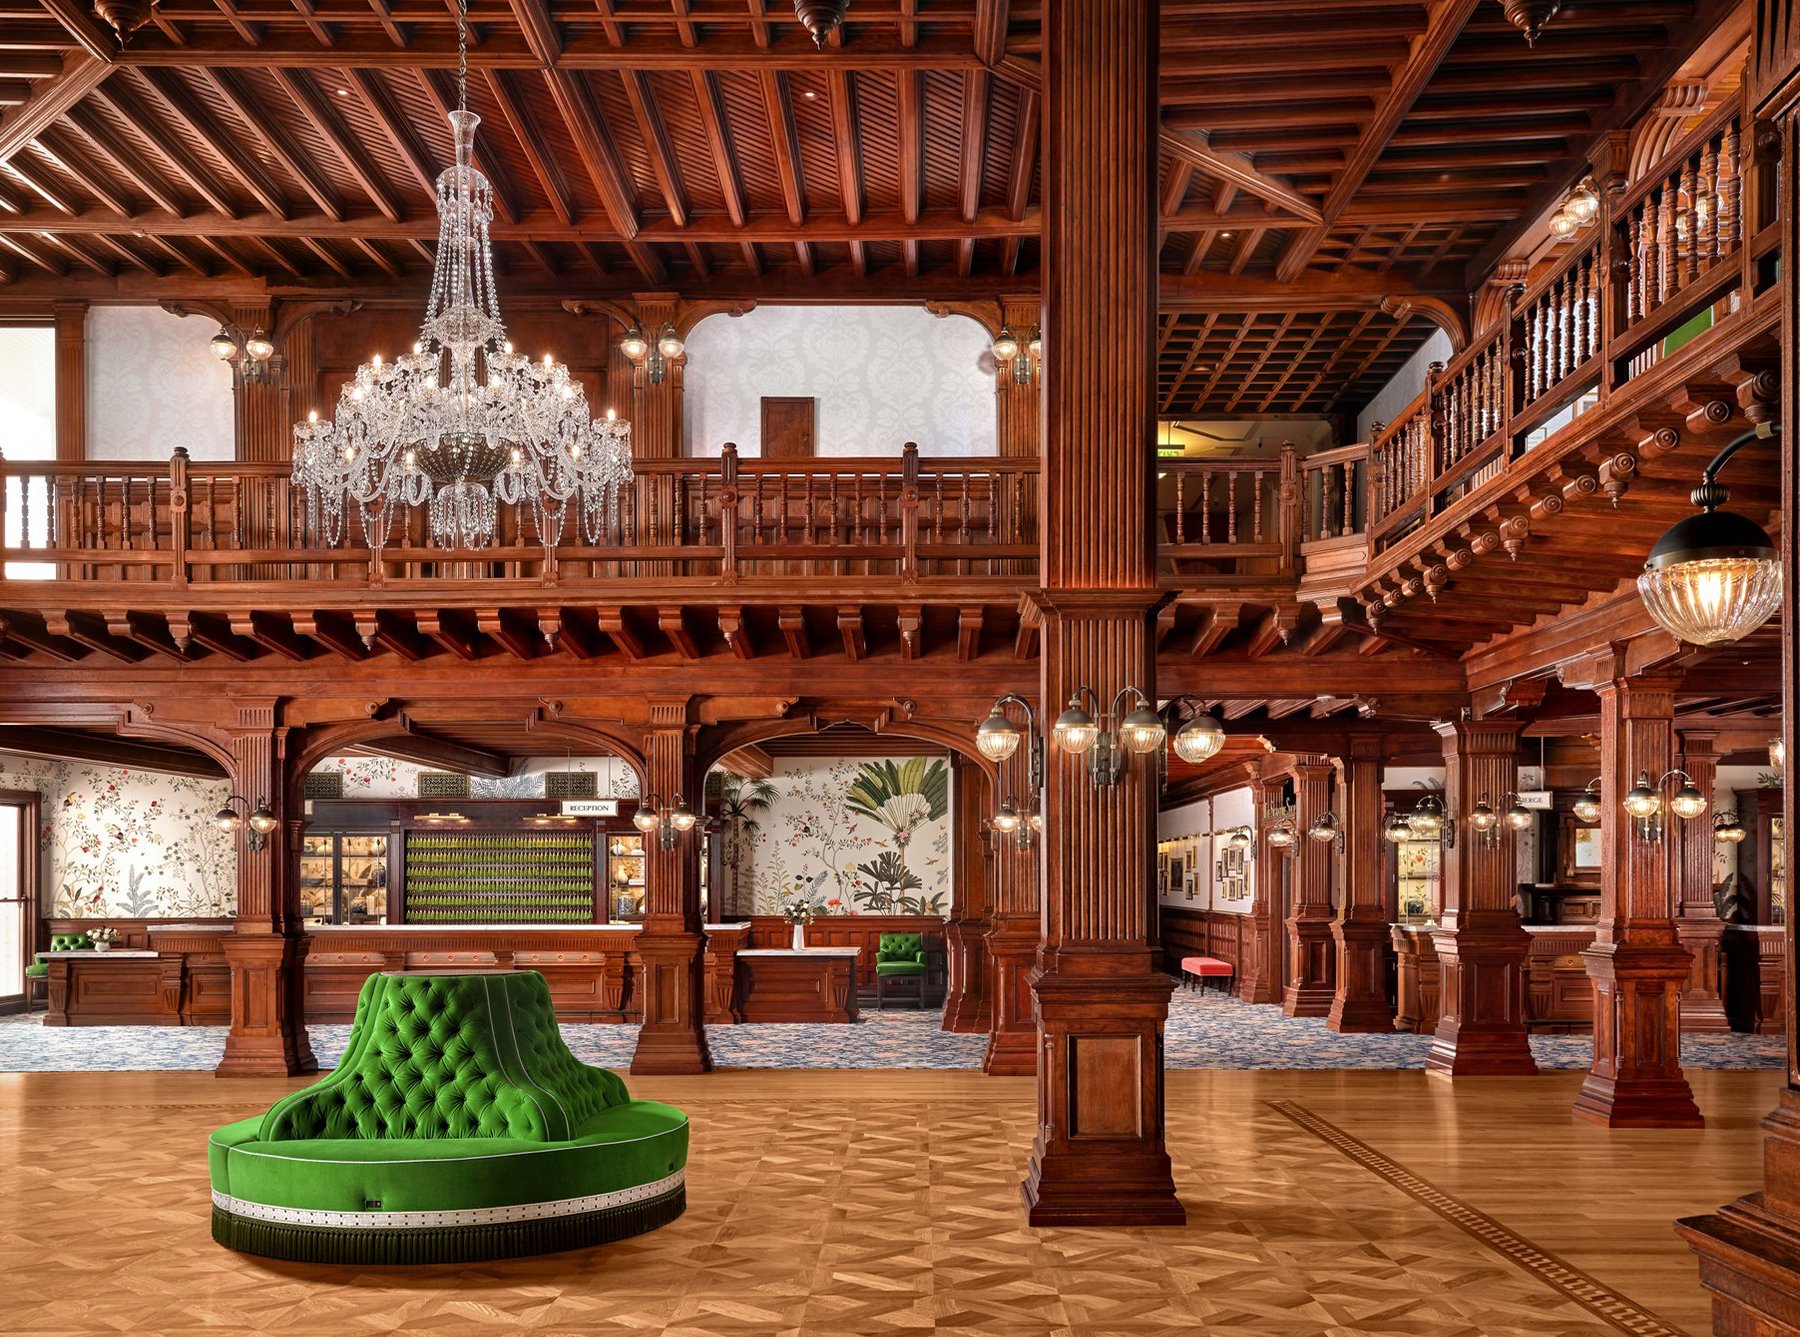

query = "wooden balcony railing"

[{"left": 1157, "top": 450, "right": 1298, "bottom": 577}]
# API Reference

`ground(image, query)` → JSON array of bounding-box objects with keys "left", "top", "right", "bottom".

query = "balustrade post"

[
  {"left": 1424, "top": 361, "right": 1447, "bottom": 508},
  {"left": 168, "top": 448, "right": 190, "bottom": 588},
  {"left": 1505, "top": 288, "right": 1528, "bottom": 458},
  {"left": 1589, "top": 130, "right": 1630, "bottom": 397},
  {"left": 900, "top": 441, "right": 920, "bottom": 582},
  {"left": 719, "top": 443, "right": 739, "bottom": 582},
  {"left": 1276, "top": 443, "right": 1299, "bottom": 575}
]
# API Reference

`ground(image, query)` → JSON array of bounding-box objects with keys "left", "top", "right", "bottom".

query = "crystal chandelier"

[{"left": 291, "top": 2, "right": 631, "bottom": 552}]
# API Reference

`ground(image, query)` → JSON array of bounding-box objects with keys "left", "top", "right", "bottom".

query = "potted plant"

[
  {"left": 87, "top": 925, "right": 122, "bottom": 952},
  {"left": 779, "top": 896, "right": 816, "bottom": 951}
]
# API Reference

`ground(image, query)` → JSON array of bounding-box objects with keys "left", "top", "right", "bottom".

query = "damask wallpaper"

[
  {"left": 0, "top": 752, "right": 235, "bottom": 918},
  {"left": 711, "top": 755, "right": 954, "bottom": 919},
  {"left": 86, "top": 306, "right": 235, "bottom": 462},
  {"left": 682, "top": 305, "right": 998, "bottom": 457},
  {"left": 311, "top": 754, "right": 641, "bottom": 799}
]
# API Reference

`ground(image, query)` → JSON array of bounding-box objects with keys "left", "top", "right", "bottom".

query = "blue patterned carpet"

[{"left": 0, "top": 989, "right": 1781, "bottom": 1072}]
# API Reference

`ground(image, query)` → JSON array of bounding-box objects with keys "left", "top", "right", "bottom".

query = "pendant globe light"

[
  {"left": 290, "top": 0, "right": 632, "bottom": 553},
  {"left": 1637, "top": 425, "right": 1782, "bottom": 645}
]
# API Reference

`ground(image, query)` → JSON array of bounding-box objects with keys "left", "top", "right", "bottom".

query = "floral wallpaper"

[
  {"left": 0, "top": 752, "right": 235, "bottom": 917},
  {"left": 682, "top": 305, "right": 998, "bottom": 457},
  {"left": 86, "top": 306, "right": 235, "bottom": 462},
  {"left": 311, "top": 754, "right": 641, "bottom": 799},
  {"left": 713, "top": 755, "right": 954, "bottom": 919}
]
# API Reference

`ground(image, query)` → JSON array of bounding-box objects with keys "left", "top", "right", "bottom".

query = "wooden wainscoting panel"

[{"left": 1069, "top": 1035, "right": 1143, "bottom": 1138}]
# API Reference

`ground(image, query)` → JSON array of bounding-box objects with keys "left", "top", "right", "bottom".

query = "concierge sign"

[{"left": 559, "top": 800, "right": 621, "bottom": 817}]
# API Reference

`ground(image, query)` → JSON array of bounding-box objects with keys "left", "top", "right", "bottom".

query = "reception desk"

[
  {"left": 736, "top": 948, "right": 861, "bottom": 1023},
  {"left": 37, "top": 950, "right": 165, "bottom": 1027}
]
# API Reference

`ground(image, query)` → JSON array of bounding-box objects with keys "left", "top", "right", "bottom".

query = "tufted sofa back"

[
  {"left": 50, "top": 933, "right": 93, "bottom": 951},
  {"left": 878, "top": 933, "right": 925, "bottom": 962},
  {"left": 259, "top": 971, "right": 628, "bottom": 1143}
]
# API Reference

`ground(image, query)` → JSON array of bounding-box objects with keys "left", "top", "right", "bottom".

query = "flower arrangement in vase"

[
  {"left": 779, "top": 897, "right": 816, "bottom": 951},
  {"left": 87, "top": 925, "right": 121, "bottom": 952}
]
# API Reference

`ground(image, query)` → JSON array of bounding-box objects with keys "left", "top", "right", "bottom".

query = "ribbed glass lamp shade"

[
  {"left": 1623, "top": 773, "right": 1662, "bottom": 819},
  {"left": 1307, "top": 812, "right": 1339, "bottom": 843},
  {"left": 248, "top": 803, "right": 278, "bottom": 834},
  {"left": 1118, "top": 705, "right": 1167, "bottom": 755},
  {"left": 1504, "top": 801, "right": 1533, "bottom": 831},
  {"left": 1408, "top": 800, "right": 1444, "bottom": 836},
  {"left": 1773, "top": 736, "right": 1786, "bottom": 775},
  {"left": 1572, "top": 788, "right": 1602, "bottom": 823},
  {"left": 1382, "top": 813, "right": 1412, "bottom": 842},
  {"left": 1267, "top": 824, "right": 1296, "bottom": 848},
  {"left": 1713, "top": 813, "right": 1748, "bottom": 844},
  {"left": 1670, "top": 782, "right": 1708, "bottom": 820},
  {"left": 619, "top": 326, "right": 649, "bottom": 360},
  {"left": 1172, "top": 714, "right": 1225, "bottom": 763},
  {"left": 1638, "top": 500, "right": 1782, "bottom": 646},
  {"left": 1227, "top": 827, "right": 1254, "bottom": 850},
  {"left": 633, "top": 800, "right": 662, "bottom": 833},
  {"left": 212, "top": 805, "right": 242, "bottom": 832},
  {"left": 1052, "top": 702, "right": 1099, "bottom": 754},
  {"left": 975, "top": 707, "right": 1023, "bottom": 761},
  {"left": 1468, "top": 797, "right": 1498, "bottom": 832},
  {"left": 670, "top": 798, "right": 697, "bottom": 832},
  {"left": 992, "top": 800, "right": 1021, "bottom": 834},
  {"left": 990, "top": 325, "right": 1020, "bottom": 361}
]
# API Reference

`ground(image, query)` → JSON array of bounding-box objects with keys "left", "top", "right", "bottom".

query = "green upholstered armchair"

[
  {"left": 27, "top": 933, "right": 93, "bottom": 981},
  {"left": 209, "top": 970, "right": 689, "bottom": 1264},
  {"left": 875, "top": 932, "right": 929, "bottom": 1008}
]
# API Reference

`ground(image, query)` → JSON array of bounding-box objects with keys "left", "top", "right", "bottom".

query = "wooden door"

[{"left": 761, "top": 396, "right": 816, "bottom": 458}]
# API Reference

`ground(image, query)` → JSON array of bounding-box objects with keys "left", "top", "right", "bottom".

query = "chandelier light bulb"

[
  {"left": 976, "top": 706, "right": 1023, "bottom": 761},
  {"left": 1052, "top": 699, "right": 1099, "bottom": 755},
  {"left": 1623, "top": 771, "right": 1662, "bottom": 820},
  {"left": 1118, "top": 704, "right": 1167, "bottom": 755},
  {"left": 1172, "top": 713, "right": 1225, "bottom": 764}
]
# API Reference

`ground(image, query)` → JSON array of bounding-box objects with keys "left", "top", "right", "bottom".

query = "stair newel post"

[
  {"left": 900, "top": 441, "right": 920, "bottom": 582},
  {"left": 169, "top": 447, "right": 190, "bottom": 589},
  {"left": 719, "top": 443, "right": 739, "bottom": 582},
  {"left": 1276, "top": 442, "right": 1299, "bottom": 576}
]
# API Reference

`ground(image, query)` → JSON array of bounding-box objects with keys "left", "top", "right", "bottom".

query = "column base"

[
  {"left": 630, "top": 932, "right": 712, "bottom": 1076},
  {"left": 1678, "top": 1194, "right": 1800, "bottom": 1335},
  {"left": 1022, "top": 966, "right": 1183, "bottom": 1227},
  {"left": 1575, "top": 938, "right": 1701, "bottom": 1129},
  {"left": 216, "top": 932, "right": 317, "bottom": 1078},
  {"left": 1327, "top": 918, "right": 1394, "bottom": 1033},
  {"left": 983, "top": 919, "right": 1038, "bottom": 1076},
  {"left": 1678, "top": 917, "right": 1733, "bottom": 1034},
  {"left": 942, "top": 916, "right": 993, "bottom": 1035},
  {"left": 1425, "top": 914, "right": 1537, "bottom": 1077},
  {"left": 1281, "top": 916, "right": 1336, "bottom": 1018}
]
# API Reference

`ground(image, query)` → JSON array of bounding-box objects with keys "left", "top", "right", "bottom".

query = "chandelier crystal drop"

[{"left": 291, "top": 5, "right": 631, "bottom": 553}]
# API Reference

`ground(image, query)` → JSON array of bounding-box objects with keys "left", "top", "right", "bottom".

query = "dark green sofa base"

[{"left": 211, "top": 1181, "right": 685, "bottom": 1264}]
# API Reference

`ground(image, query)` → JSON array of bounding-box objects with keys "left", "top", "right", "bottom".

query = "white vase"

[
  {"left": 93, "top": 941, "right": 111, "bottom": 953},
  {"left": 791, "top": 922, "right": 806, "bottom": 951}
]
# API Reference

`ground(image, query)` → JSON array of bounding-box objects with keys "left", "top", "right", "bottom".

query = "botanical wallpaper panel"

[
  {"left": 86, "top": 306, "right": 235, "bottom": 462},
  {"left": 0, "top": 752, "right": 235, "bottom": 917},
  {"left": 311, "top": 754, "right": 641, "bottom": 799},
  {"left": 712, "top": 755, "right": 954, "bottom": 919},
  {"left": 682, "top": 305, "right": 998, "bottom": 457}
]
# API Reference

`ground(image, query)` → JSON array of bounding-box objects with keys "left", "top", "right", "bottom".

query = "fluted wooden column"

[
  {"left": 232, "top": 301, "right": 286, "bottom": 463},
  {"left": 1675, "top": 731, "right": 1730, "bottom": 1033},
  {"left": 1283, "top": 757, "right": 1337, "bottom": 1017},
  {"left": 983, "top": 704, "right": 1039, "bottom": 1073},
  {"left": 53, "top": 301, "right": 85, "bottom": 461},
  {"left": 942, "top": 753, "right": 994, "bottom": 1034},
  {"left": 1237, "top": 771, "right": 1287, "bottom": 1004},
  {"left": 630, "top": 698, "right": 712, "bottom": 1075},
  {"left": 217, "top": 698, "right": 316, "bottom": 1077},
  {"left": 1023, "top": 0, "right": 1181, "bottom": 1228},
  {"left": 631, "top": 293, "right": 685, "bottom": 458},
  {"left": 1575, "top": 674, "right": 1701, "bottom": 1127},
  {"left": 1427, "top": 719, "right": 1537, "bottom": 1077},
  {"left": 996, "top": 295, "right": 1042, "bottom": 457},
  {"left": 1329, "top": 742, "right": 1392, "bottom": 1032}
]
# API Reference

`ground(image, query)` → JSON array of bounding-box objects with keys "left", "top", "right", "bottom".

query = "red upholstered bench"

[{"left": 1179, "top": 956, "right": 1234, "bottom": 994}]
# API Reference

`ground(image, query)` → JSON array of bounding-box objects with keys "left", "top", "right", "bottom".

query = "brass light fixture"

[
  {"left": 1772, "top": 734, "right": 1787, "bottom": 780},
  {"left": 211, "top": 325, "right": 277, "bottom": 384},
  {"left": 1382, "top": 809, "right": 1413, "bottom": 843},
  {"left": 1306, "top": 808, "right": 1343, "bottom": 850},
  {"left": 1406, "top": 784, "right": 1455, "bottom": 848},
  {"left": 991, "top": 324, "right": 1043, "bottom": 385},
  {"left": 1622, "top": 769, "right": 1708, "bottom": 842},
  {"left": 1638, "top": 424, "right": 1783, "bottom": 646},
  {"left": 1712, "top": 811, "right": 1748, "bottom": 845},
  {"left": 1499, "top": 0, "right": 1563, "bottom": 46},
  {"left": 976, "top": 694, "right": 1044, "bottom": 845},
  {"left": 633, "top": 793, "right": 697, "bottom": 850},
  {"left": 1548, "top": 178, "right": 1599, "bottom": 238},
  {"left": 1572, "top": 777, "right": 1603, "bottom": 824},
  {"left": 213, "top": 794, "right": 278, "bottom": 851},
  {"left": 620, "top": 321, "right": 684, "bottom": 385},
  {"left": 1049, "top": 686, "right": 1166, "bottom": 788}
]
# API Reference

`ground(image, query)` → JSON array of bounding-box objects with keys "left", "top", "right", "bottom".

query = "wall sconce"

[
  {"left": 1406, "top": 784, "right": 1455, "bottom": 848},
  {"left": 1712, "top": 811, "right": 1748, "bottom": 844},
  {"left": 1622, "top": 768, "right": 1708, "bottom": 842},
  {"left": 1263, "top": 807, "right": 1297, "bottom": 853},
  {"left": 991, "top": 796, "right": 1043, "bottom": 850},
  {"left": 213, "top": 794, "right": 277, "bottom": 851},
  {"left": 1637, "top": 423, "right": 1782, "bottom": 646},
  {"left": 1772, "top": 735, "right": 1786, "bottom": 780},
  {"left": 990, "top": 323, "right": 1043, "bottom": 385},
  {"left": 1164, "top": 698, "right": 1226, "bottom": 764},
  {"left": 1220, "top": 824, "right": 1258, "bottom": 863},
  {"left": 1306, "top": 808, "right": 1344, "bottom": 852},
  {"left": 1503, "top": 792, "right": 1534, "bottom": 832},
  {"left": 620, "top": 321, "right": 684, "bottom": 385},
  {"left": 976, "top": 694, "right": 1045, "bottom": 838},
  {"left": 1466, "top": 792, "right": 1529, "bottom": 849},
  {"left": 1053, "top": 685, "right": 1164, "bottom": 788},
  {"left": 211, "top": 325, "right": 276, "bottom": 384},
  {"left": 633, "top": 793, "right": 696, "bottom": 851},
  {"left": 1572, "top": 777, "right": 1603, "bottom": 824},
  {"left": 1382, "top": 809, "right": 1412, "bottom": 843},
  {"left": 1548, "top": 177, "right": 1599, "bottom": 238}
]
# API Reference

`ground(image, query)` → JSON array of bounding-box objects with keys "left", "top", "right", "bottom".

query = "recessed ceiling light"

[
  {"left": 802, "top": 89, "right": 817, "bottom": 100},
  {"left": 1220, "top": 231, "right": 1233, "bottom": 238},
  {"left": 336, "top": 87, "right": 350, "bottom": 97}
]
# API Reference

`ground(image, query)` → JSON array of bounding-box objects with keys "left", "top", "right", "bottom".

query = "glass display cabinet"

[
  {"left": 298, "top": 833, "right": 391, "bottom": 925},
  {"left": 1393, "top": 837, "right": 1441, "bottom": 925},
  {"left": 607, "top": 833, "right": 646, "bottom": 922}
]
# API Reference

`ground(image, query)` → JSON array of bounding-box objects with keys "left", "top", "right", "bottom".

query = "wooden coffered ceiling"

[{"left": 0, "top": 0, "right": 1733, "bottom": 414}]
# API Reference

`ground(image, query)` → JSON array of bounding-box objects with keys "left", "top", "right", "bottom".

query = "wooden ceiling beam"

[
  {"left": 31, "top": 131, "right": 132, "bottom": 217},
  {"left": 621, "top": 68, "right": 688, "bottom": 229},
  {"left": 0, "top": 726, "right": 225, "bottom": 778},
  {"left": 1160, "top": 127, "right": 1322, "bottom": 224},
  {"left": 956, "top": 67, "right": 988, "bottom": 277},
  {"left": 1273, "top": 0, "right": 1483, "bottom": 281},
  {"left": 273, "top": 67, "right": 403, "bottom": 223},
  {"left": 0, "top": 56, "right": 112, "bottom": 167},
  {"left": 63, "top": 103, "right": 188, "bottom": 219},
  {"left": 487, "top": 67, "right": 576, "bottom": 226},
  {"left": 342, "top": 67, "right": 438, "bottom": 206},
  {"left": 135, "top": 67, "right": 290, "bottom": 219},
  {"left": 999, "top": 82, "right": 1036, "bottom": 276},
  {"left": 690, "top": 69, "right": 745, "bottom": 228},
  {"left": 359, "top": 726, "right": 512, "bottom": 778},
  {"left": 204, "top": 68, "right": 342, "bottom": 221}
]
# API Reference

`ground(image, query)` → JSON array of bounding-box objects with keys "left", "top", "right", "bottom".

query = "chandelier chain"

[{"left": 456, "top": 0, "right": 468, "bottom": 116}]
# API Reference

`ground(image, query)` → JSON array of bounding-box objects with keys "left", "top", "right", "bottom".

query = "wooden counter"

[
  {"left": 304, "top": 924, "right": 644, "bottom": 1023},
  {"left": 1724, "top": 924, "right": 1788, "bottom": 1034},
  {"left": 38, "top": 951, "right": 164, "bottom": 1027},
  {"left": 736, "top": 948, "right": 861, "bottom": 1023}
]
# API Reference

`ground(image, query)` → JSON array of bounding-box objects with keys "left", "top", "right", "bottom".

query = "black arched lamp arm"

[
  {"left": 1695, "top": 422, "right": 1780, "bottom": 505},
  {"left": 987, "top": 693, "right": 1043, "bottom": 796}
]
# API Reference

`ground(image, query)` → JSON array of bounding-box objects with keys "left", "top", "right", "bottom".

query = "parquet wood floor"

[{"left": 0, "top": 1067, "right": 1780, "bottom": 1337}]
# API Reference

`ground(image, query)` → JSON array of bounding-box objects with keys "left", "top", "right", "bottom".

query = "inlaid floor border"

[{"left": 1267, "top": 1098, "right": 1692, "bottom": 1337}]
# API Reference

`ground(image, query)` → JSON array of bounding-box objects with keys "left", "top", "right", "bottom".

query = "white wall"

[
  {"left": 682, "top": 305, "right": 997, "bottom": 456},
  {"left": 1355, "top": 328, "right": 1453, "bottom": 442},
  {"left": 0, "top": 327, "right": 54, "bottom": 461},
  {"left": 1158, "top": 786, "right": 1257, "bottom": 915},
  {"left": 87, "top": 306, "right": 234, "bottom": 461}
]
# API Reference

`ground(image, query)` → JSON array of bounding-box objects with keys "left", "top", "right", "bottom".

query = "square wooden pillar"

[
  {"left": 630, "top": 698, "right": 712, "bottom": 1075},
  {"left": 1427, "top": 719, "right": 1537, "bottom": 1077},
  {"left": 943, "top": 753, "right": 994, "bottom": 1035},
  {"left": 1283, "top": 758, "right": 1338, "bottom": 1017},
  {"left": 1329, "top": 743, "right": 1393, "bottom": 1032},
  {"left": 1237, "top": 771, "right": 1288, "bottom": 1005},
  {"left": 983, "top": 709, "right": 1038, "bottom": 1073},
  {"left": 1574, "top": 673, "right": 1701, "bottom": 1127},
  {"left": 1022, "top": 0, "right": 1180, "bottom": 1228},
  {"left": 1675, "top": 731, "right": 1731, "bottom": 1033}
]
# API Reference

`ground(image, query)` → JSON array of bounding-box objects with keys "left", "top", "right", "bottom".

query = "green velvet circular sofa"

[{"left": 209, "top": 970, "right": 688, "bottom": 1264}]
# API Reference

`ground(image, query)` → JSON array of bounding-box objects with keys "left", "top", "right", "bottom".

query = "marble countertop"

[
  {"left": 737, "top": 948, "right": 861, "bottom": 958},
  {"left": 308, "top": 923, "right": 644, "bottom": 932},
  {"left": 703, "top": 922, "right": 754, "bottom": 931},
  {"left": 36, "top": 949, "right": 160, "bottom": 959}
]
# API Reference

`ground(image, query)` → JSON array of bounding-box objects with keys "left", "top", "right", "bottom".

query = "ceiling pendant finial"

[
  {"left": 794, "top": 0, "right": 849, "bottom": 48},
  {"left": 93, "top": 0, "right": 152, "bottom": 39},
  {"left": 1498, "top": 0, "right": 1563, "bottom": 46}
]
